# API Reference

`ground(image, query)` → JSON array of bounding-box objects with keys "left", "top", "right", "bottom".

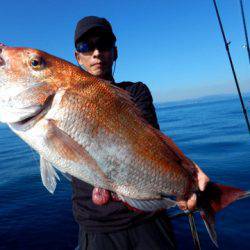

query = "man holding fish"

[
  {"left": 1, "top": 15, "right": 246, "bottom": 250},
  {"left": 72, "top": 16, "right": 209, "bottom": 250}
]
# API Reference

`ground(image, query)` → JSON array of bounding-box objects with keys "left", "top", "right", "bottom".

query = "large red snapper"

[{"left": 0, "top": 44, "right": 248, "bottom": 246}]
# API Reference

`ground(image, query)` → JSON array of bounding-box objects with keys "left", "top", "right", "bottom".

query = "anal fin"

[{"left": 121, "top": 196, "right": 176, "bottom": 212}]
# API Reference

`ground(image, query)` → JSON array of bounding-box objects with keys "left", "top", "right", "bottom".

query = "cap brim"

[{"left": 75, "top": 25, "right": 115, "bottom": 46}]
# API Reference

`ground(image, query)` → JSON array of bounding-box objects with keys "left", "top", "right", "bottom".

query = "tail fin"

[{"left": 198, "top": 182, "right": 250, "bottom": 247}]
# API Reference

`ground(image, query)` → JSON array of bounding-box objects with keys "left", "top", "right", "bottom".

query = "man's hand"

[
  {"left": 92, "top": 187, "right": 110, "bottom": 205},
  {"left": 177, "top": 163, "right": 210, "bottom": 211}
]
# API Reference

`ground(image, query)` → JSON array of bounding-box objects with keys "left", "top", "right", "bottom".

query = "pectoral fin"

[
  {"left": 44, "top": 119, "right": 110, "bottom": 186},
  {"left": 40, "top": 156, "right": 60, "bottom": 194}
]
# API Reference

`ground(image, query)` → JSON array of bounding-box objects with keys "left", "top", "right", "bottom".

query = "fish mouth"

[
  {"left": 0, "top": 54, "right": 5, "bottom": 67},
  {"left": 0, "top": 45, "right": 6, "bottom": 67},
  {"left": 9, "top": 95, "right": 54, "bottom": 131}
]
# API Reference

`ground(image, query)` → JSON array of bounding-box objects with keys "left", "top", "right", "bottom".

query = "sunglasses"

[{"left": 76, "top": 37, "right": 115, "bottom": 53}]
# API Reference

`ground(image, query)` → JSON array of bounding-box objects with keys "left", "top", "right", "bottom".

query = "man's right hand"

[{"left": 92, "top": 187, "right": 111, "bottom": 205}]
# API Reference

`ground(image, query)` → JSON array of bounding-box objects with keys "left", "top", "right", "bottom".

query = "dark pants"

[{"left": 76, "top": 217, "right": 176, "bottom": 250}]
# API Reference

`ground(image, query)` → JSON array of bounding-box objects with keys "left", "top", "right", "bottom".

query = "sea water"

[{"left": 0, "top": 94, "right": 249, "bottom": 250}]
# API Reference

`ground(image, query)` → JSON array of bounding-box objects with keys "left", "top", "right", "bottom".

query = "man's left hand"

[{"left": 177, "top": 163, "right": 210, "bottom": 211}]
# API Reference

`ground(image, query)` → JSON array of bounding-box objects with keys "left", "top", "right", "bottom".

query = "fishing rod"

[
  {"left": 240, "top": 0, "right": 250, "bottom": 64},
  {"left": 212, "top": 0, "right": 250, "bottom": 134},
  {"left": 187, "top": 212, "right": 201, "bottom": 250},
  {"left": 168, "top": 210, "right": 201, "bottom": 250}
]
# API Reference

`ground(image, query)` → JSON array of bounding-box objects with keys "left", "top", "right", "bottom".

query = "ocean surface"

[{"left": 0, "top": 93, "right": 249, "bottom": 250}]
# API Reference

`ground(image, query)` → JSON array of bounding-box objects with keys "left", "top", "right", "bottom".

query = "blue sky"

[{"left": 1, "top": 0, "right": 250, "bottom": 102}]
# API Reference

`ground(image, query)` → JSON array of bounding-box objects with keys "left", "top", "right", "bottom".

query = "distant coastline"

[{"left": 155, "top": 92, "right": 250, "bottom": 107}]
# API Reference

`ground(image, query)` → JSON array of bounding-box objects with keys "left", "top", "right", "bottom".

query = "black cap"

[{"left": 74, "top": 16, "right": 116, "bottom": 47}]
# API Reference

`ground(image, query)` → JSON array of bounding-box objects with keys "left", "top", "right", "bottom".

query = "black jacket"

[{"left": 71, "top": 81, "right": 160, "bottom": 233}]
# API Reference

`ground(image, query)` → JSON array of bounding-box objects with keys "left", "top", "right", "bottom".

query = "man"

[{"left": 72, "top": 16, "right": 209, "bottom": 250}]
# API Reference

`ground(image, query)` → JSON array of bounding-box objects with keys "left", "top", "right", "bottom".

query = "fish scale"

[{"left": 58, "top": 91, "right": 191, "bottom": 196}]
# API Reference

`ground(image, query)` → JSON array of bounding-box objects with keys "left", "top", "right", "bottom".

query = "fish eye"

[{"left": 29, "top": 57, "right": 45, "bottom": 70}]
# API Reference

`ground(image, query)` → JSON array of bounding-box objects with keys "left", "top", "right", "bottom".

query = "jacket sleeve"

[{"left": 131, "top": 82, "right": 160, "bottom": 130}]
